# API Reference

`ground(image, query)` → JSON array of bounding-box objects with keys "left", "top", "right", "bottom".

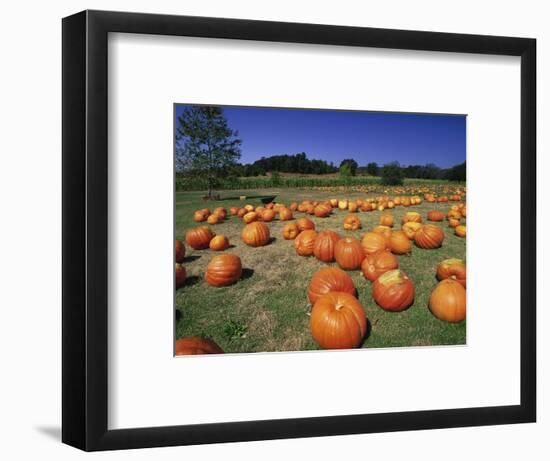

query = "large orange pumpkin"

[
  {"left": 175, "top": 239, "right": 186, "bottom": 263},
  {"left": 241, "top": 221, "right": 270, "bottom": 247},
  {"left": 429, "top": 279, "right": 466, "bottom": 323},
  {"left": 209, "top": 235, "right": 229, "bottom": 251},
  {"left": 334, "top": 237, "right": 365, "bottom": 270},
  {"left": 314, "top": 204, "right": 332, "bottom": 218},
  {"left": 243, "top": 211, "right": 258, "bottom": 224},
  {"left": 401, "top": 211, "right": 422, "bottom": 224},
  {"left": 278, "top": 207, "right": 293, "bottom": 221},
  {"left": 361, "top": 250, "right": 399, "bottom": 282},
  {"left": 402, "top": 222, "right": 422, "bottom": 240},
  {"left": 379, "top": 213, "right": 394, "bottom": 227},
  {"left": 185, "top": 226, "right": 214, "bottom": 250},
  {"left": 436, "top": 258, "right": 466, "bottom": 288},
  {"left": 373, "top": 225, "right": 392, "bottom": 244},
  {"left": 282, "top": 222, "right": 300, "bottom": 240},
  {"left": 296, "top": 217, "right": 315, "bottom": 232},
  {"left": 204, "top": 254, "right": 242, "bottom": 287},
  {"left": 427, "top": 210, "right": 445, "bottom": 222},
  {"left": 175, "top": 336, "right": 224, "bottom": 355},
  {"left": 372, "top": 269, "right": 415, "bottom": 312},
  {"left": 414, "top": 224, "right": 445, "bottom": 249},
  {"left": 294, "top": 229, "right": 318, "bottom": 256},
  {"left": 313, "top": 230, "right": 341, "bottom": 262},
  {"left": 175, "top": 263, "right": 186, "bottom": 288},
  {"left": 361, "top": 232, "right": 387, "bottom": 254},
  {"left": 310, "top": 292, "right": 367, "bottom": 349},
  {"left": 343, "top": 214, "right": 361, "bottom": 231},
  {"left": 388, "top": 230, "right": 412, "bottom": 255},
  {"left": 307, "top": 267, "right": 356, "bottom": 304}
]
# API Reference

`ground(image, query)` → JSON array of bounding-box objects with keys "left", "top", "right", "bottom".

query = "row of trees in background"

[{"left": 176, "top": 105, "right": 466, "bottom": 195}]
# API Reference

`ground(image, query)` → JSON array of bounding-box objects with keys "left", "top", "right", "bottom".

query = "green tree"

[
  {"left": 445, "top": 161, "right": 466, "bottom": 181},
  {"left": 339, "top": 158, "right": 358, "bottom": 176},
  {"left": 381, "top": 161, "right": 404, "bottom": 185},
  {"left": 366, "top": 162, "right": 379, "bottom": 176},
  {"left": 339, "top": 162, "right": 353, "bottom": 184},
  {"left": 271, "top": 170, "right": 282, "bottom": 186},
  {"left": 175, "top": 106, "right": 242, "bottom": 198}
]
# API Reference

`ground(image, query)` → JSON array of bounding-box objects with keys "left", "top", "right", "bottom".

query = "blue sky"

[{"left": 174, "top": 104, "right": 466, "bottom": 168}]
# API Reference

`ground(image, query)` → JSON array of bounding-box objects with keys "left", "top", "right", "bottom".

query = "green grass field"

[{"left": 175, "top": 187, "right": 466, "bottom": 353}]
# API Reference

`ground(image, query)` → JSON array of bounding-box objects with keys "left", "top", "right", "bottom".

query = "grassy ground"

[{"left": 175, "top": 187, "right": 466, "bottom": 353}]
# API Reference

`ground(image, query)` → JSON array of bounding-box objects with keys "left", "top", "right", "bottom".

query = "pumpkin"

[
  {"left": 373, "top": 225, "right": 392, "bottom": 244},
  {"left": 361, "top": 250, "right": 399, "bottom": 282},
  {"left": 204, "top": 254, "right": 242, "bottom": 287},
  {"left": 361, "top": 232, "right": 387, "bottom": 254},
  {"left": 429, "top": 279, "right": 466, "bottom": 323},
  {"left": 207, "top": 214, "right": 220, "bottom": 225},
  {"left": 338, "top": 199, "right": 348, "bottom": 210},
  {"left": 372, "top": 269, "right": 415, "bottom": 312},
  {"left": 214, "top": 207, "right": 227, "bottom": 219},
  {"left": 348, "top": 201, "right": 358, "bottom": 213},
  {"left": 401, "top": 212, "right": 422, "bottom": 224},
  {"left": 313, "top": 230, "right": 341, "bottom": 262},
  {"left": 175, "top": 239, "right": 186, "bottom": 263},
  {"left": 209, "top": 235, "right": 229, "bottom": 251},
  {"left": 330, "top": 198, "right": 338, "bottom": 207},
  {"left": 436, "top": 258, "right": 466, "bottom": 288},
  {"left": 237, "top": 208, "right": 247, "bottom": 218},
  {"left": 402, "top": 197, "right": 411, "bottom": 207},
  {"left": 447, "top": 209, "right": 462, "bottom": 220},
  {"left": 229, "top": 206, "right": 239, "bottom": 216},
  {"left": 388, "top": 230, "right": 412, "bottom": 255},
  {"left": 294, "top": 229, "right": 318, "bottom": 256},
  {"left": 307, "top": 267, "right": 357, "bottom": 304},
  {"left": 241, "top": 221, "right": 271, "bottom": 247},
  {"left": 175, "top": 263, "right": 186, "bottom": 288},
  {"left": 448, "top": 218, "right": 461, "bottom": 228},
  {"left": 265, "top": 202, "right": 274, "bottom": 209},
  {"left": 296, "top": 217, "right": 315, "bottom": 232},
  {"left": 335, "top": 237, "right": 365, "bottom": 270},
  {"left": 402, "top": 222, "right": 422, "bottom": 239},
  {"left": 261, "top": 209, "right": 276, "bottom": 222},
  {"left": 427, "top": 210, "right": 445, "bottom": 222},
  {"left": 314, "top": 204, "right": 331, "bottom": 218},
  {"left": 414, "top": 224, "right": 445, "bottom": 249},
  {"left": 185, "top": 226, "right": 214, "bottom": 250},
  {"left": 310, "top": 292, "right": 367, "bottom": 349},
  {"left": 243, "top": 211, "right": 258, "bottom": 224},
  {"left": 343, "top": 214, "right": 361, "bottom": 231},
  {"left": 282, "top": 222, "right": 300, "bottom": 240},
  {"left": 289, "top": 202, "right": 298, "bottom": 211},
  {"left": 175, "top": 336, "right": 224, "bottom": 355},
  {"left": 193, "top": 210, "right": 207, "bottom": 222},
  {"left": 244, "top": 204, "right": 255, "bottom": 212},
  {"left": 455, "top": 225, "right": 466, "bottom": 238},
  {"left": 278, "top": 207, "right": 293, "bottom": 221},
  {"left": 379, "top": 213, "right": 394, "bottom": 227}
]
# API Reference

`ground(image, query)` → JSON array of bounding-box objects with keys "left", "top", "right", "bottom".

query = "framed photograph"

[{"left": 62, "top": 10, "right": 536, "bottom": 451}]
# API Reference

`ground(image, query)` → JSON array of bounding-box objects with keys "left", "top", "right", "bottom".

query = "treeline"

[{"left": 236, "top": 152, "right": 338, "bottom": 176}]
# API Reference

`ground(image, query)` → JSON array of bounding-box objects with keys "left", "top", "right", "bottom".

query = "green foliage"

[
  {"left": 445, "top": 161, "right": 466, "bottom": 181},
  {"left": 381, "top": 161, "right": 404, "bottom": 185},
  {"left": 222, "top": 320, "right": 247, "bottom": 340},
  {"left": 339, "top": 162, "right": 353, "bottom": 184},
  {"left": 339, "top": 158, "right": 358, "bottom": 176},
  {"left": 175, "top": 106, "right": 242, "bottom": 197},
  {"left": 271, "top": 170, "right": 281, "bottom": 186},
  {"left": 366, "top": 162, "right": 379, "bottom": 176},
  {"left": 249, "top": 152, "right": 337, "bottom": 175}
]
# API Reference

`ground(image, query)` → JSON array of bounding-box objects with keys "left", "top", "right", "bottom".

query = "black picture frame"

[{"left": 62, "top": 10, "right": 536, "bottom": 451}]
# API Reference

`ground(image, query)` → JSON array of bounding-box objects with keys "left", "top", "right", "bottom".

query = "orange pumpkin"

[
  {"left": 278, "top": 207, "right": 293, "bottom": 221},
  {"left": 209, "top": 235, "right": 229, "bottom": 251},
  {"left": 343, "top": 214, "right": 361, "bottom": 231},
  {"left": 379, "top": 213, "right": 394, "bottom": 227},
  {"left": 361, "top": 250, "right": 399, "bottom": 282},
  {"left": 294, "top": 229, "right": 318, "bottom": 256},
  {"left": 448, "top": 218, "right": 461, "bottom": 228},
  {"left": 414, "top": 224, "right": 445, "bottom": 249},
  {"left": 401, "top": 212, "right": 422, "bottom": 224},
  {"left": 348, "top": 201, "right": 358, "bottom": 213},
  {"left": 372, "top": 269, "right": 415, "bottom": 312},
  {"left": 193, "top": 210, "right": 208, "bottom": 222},
  {"left": 175, "top": 336, "right": 224, "bottom": 355},
  {"left": 314, "top": 204, "right": 331, "bottom": 218},
  {"left": 282, "top": 222, "right": 300, "bottom": 240},
  {"left": 204, "top": 254, "right": 242, "bottom": 287},
  {"left": 455, "top": 225, "right": 466, "bottom": 238},
  {"left": 261, "top": 209, "right": 276, "bottom": 222},
  {"left": 175, "top": 263, "right": 186, "bottom": 288},
  {"left": 229, "top": 206, "right": 239, "bottom": 216},
  {"left": 243, "top": 211, "right": 258, "bottom": 224},
  {"left": 307, "top": 267, "right": 357, "bottom": 304},
  {"left": 296, "top": 217, "right": 315, "bottom": 232},
  {"left": 310, "top": 292, "right": 367, "bottom": 349},
  {"left": 213, "top": 207, "right": 227, "bottom": 219},
  {"left": 289, "top": 202, "right": 298, "bottom": 211},
  {"left": 338, "top": 199, "right": 348, "bottom": 210},
  {"left": 402, "top": 222, "right": 422, "bottom": 240},
  {"left": 361, "top": 232, "right": 387, "bottom": 254},
  {"left": 372, "top": 225, "right": 392, "bottom": 244},
  {"left": 175, "top": 239, "right": 186, "bottom": 263},
  {"left": 388, "top": 230, "right": 412, "bottom": 255},
  {"left": 313, "top": 230, "right": 341, "bottom": 262},
  {"left": 185, "top": 226, "right": 214, "bottom": 250},
  {"left": 241, "top": 221, "right": 271, "bottom": 247},
  {"left": 237, "top": 208, "right": 247, "bottom": 218},
  {"left": 427, "top": 211, "right": 445, "bottom": 222},
  {"left": 335, "top": 237, "right": 365, "bottom": 270},
  {"left": 429, "top": 279, "right": 466, "bottom": 323},
  {"left": 207, "top": 214, "right": 220, "bottom": 225},
  {"left": 436, "top": 258, "right": 466, "bottom": 288}
]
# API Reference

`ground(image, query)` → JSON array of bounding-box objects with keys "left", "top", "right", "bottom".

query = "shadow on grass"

[
  {"left": 360, "top": 319, "right": 373, "bottom": 347},
  {"left": 183, "top": 255, "right": 201, "bottom": 263},
  {"left": 180, "top": 275, "right": 201, "bottom": 288},
  {"left": 218, "top": 195, "right": 277, "bottom": 203},
  {"left": 241, "top": 268, "right": 254, "bottom": 280}
]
